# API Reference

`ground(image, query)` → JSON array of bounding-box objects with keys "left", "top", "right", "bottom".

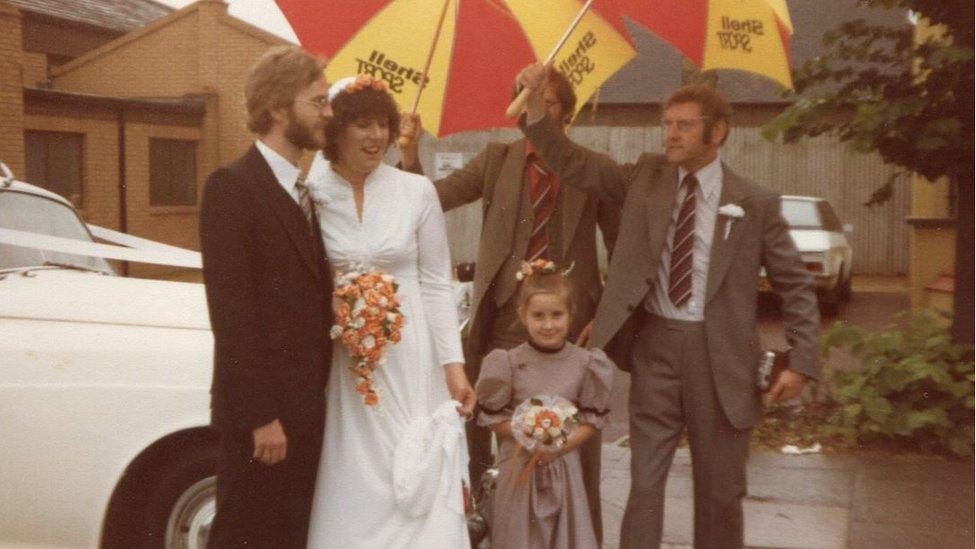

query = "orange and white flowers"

[
  {"left": 515, "top": 259, "right": 558, "bottom": 282},
  {"left": 511, "top": 395, "right": 579, "bottom": 453},
  {"left": 344, "top": 73, "right": 389, "bottom": 94},
  {"left": 331, "top": 264, "right": 404, "bottom": 407}
]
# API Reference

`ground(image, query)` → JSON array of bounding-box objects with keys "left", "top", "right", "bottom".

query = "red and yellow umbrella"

[
  {"left": 276, "top": 0, "right": 636, "bottom": 137},
  {"left": 602, "top": 0, "right": 795, "bottom": 89}
]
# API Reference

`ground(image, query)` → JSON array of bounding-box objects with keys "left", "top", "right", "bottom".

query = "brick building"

[{"left": 0, "top": 0, "right": 288, "bottom": 277}]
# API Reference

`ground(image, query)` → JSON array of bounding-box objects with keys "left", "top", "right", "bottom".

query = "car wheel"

[
  {"left": 143, "top": 444, "right": 217, "bottom": 549},
  {"left": 839, "top": 269, "right": 853, "bottom": 301}
]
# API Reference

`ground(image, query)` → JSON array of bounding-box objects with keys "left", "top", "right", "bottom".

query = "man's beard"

[{"left": 284, "top": 109, "right": 324, "bottom": 150}]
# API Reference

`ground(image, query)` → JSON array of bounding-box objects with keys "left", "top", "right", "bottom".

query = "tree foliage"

[{"left": 763, "top": 0, "right": 973, "bottom": 183}]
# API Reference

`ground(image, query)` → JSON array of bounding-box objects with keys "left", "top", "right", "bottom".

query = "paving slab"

[
  {"left": 746, "top": 466, "right": 855, "bottom": 507},
  {"left": 848, "top": 521, "right": 974, "bottom": 549},
  {"left": 599, "top": 444, "right": 974, "bottom": 549},
  {"left": 744, "top": 501, "right": 849, "bottom": 548},
  {"left": 851, "top": 475, "right": 974, "bottom": 528}
]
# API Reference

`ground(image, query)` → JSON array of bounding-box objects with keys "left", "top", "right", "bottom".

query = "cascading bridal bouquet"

[
  {"left": 330, "top": 264, "right": 405, "bottom": 407},
  {"left": 510, "top": 395, "right": 580, "bottom": 485}
]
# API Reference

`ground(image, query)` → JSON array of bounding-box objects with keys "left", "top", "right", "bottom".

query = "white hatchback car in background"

[
  {"left": 1, "top": 163, "right": 216, "bottom": 548},
  {"left": 761, "top": 195, "right": 853, "bottom": 314}
]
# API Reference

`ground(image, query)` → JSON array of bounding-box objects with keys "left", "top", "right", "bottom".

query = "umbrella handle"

[{"left": 505, "top": 0, "right": 595, "bottom": 119}]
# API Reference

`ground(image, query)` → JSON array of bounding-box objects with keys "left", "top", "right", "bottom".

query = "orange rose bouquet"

[{"left": 330, "top": 264, "right": 405, "bottom": 406}]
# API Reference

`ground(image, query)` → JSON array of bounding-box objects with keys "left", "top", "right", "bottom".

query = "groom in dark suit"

[
  {"left": 516, "top": 64, "right": 820, "bottom": 548},
  {"left": 200, "top": 46, "right": 334, "bottom": 548}
]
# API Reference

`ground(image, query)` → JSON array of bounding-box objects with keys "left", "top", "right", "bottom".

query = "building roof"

[
  {"left": 596, "top": 0, "right": 909, "bottom": 104},
  {"left": 5, "top": 0, "right": 172, "bottom": 33}
]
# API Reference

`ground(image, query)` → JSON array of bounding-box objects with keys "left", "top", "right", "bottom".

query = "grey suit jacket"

[
  {"left": 522, "top": 116, "right": 819, "bottom": 429},
  {"left": 432, "top": 138, "right": 621, "bottom": 367}
]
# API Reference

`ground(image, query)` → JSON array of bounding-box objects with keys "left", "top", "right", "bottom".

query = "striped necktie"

[
  {"left": 295, "top": 175, "right": 314, "bottom": 230},
  {"left": 668, "top": 173, "right": 698, "bottom": 308},
  {"left": 525, "top": 157, "right": 554, "bottom": 262}
]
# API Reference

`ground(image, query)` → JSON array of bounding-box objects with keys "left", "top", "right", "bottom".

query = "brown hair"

[
  {"left": 322, "top": 87, "right": 400, "bottom": 162},
  {"left": 245, "top": 46, "right": 326, "bottom": 135},
  {"left": 516, "top": 271, "right": 576, "bottom": 318},
  {"left": 664, "top": 84, "right": 733, "bottom": 144},
  {"left": 510, "top": 68, "right": 578, "bottom": 122}
]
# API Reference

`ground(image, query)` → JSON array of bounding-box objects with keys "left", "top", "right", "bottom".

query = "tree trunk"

[{"left": 951, "top": 173, "right": 973, "bottom": 346}]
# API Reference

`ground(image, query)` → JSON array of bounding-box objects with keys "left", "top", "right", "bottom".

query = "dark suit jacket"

[
  {"left": 200, "top": 145, "right": 333, "bottom": 434},
  {"left": 431, "top": 138, "right": 621, "bottom": 364},
  {"left": 522, "top": 116, "right": 820, "bottom": 429}
]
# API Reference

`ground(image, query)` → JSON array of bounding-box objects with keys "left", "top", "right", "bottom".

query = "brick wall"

[{"left": 0, "top": 3, "right": 25, "bottom": 176}]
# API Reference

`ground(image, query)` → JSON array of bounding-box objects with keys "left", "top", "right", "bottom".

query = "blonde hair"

[{"left": 245, "top": 45, "right": 326, "bottom": 135}]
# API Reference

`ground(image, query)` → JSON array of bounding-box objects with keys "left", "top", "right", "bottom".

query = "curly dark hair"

[{"left": 322, "top": 87, "right": 401, "bottom": 162}]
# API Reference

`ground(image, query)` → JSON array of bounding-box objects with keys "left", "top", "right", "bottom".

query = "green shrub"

[{"left": 820, "top": 311, "right": 974, "bottom": 457}]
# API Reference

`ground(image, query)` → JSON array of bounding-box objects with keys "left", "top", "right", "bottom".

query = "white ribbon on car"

[{"left": 0, "top": 227, "right": 202, "bottom": 269}]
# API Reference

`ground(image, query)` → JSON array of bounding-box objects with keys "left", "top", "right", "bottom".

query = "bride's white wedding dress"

[{"left": 305, "top": 157, "right": 470, "bottom": 549}]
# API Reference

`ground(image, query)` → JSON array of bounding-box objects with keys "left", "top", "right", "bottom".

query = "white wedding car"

[{"left": 0, "top": 163, "right": 216, "bottom": 547}]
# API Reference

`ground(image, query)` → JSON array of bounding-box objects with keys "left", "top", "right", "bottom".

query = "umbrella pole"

[
  {"left": 411, "top": 0, "right": 452, "bottom": 114},
  {"left": 505, "top": 0, "right": 595, "bottom": 119},
  {"left": 396, "top": 0, "right": 450, "bottom": 147}
]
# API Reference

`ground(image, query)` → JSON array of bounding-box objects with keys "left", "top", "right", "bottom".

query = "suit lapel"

[
  {"left": 244, "top": 146, "right": 321, "bottom": 281},
  {"left": 705, "top": 165, "right": 748, "bottom": 305},
  {"left": 481, "top": 140, "right": 526, "bottom": 273},
  {"left": 558, "top": 183, "right": 587, "bottom": 259},
  {"left": 644, "top": 163, "right": 680, "bottom": 280}
]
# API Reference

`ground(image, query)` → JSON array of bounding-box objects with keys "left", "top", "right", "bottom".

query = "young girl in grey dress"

[{"left": 475, "top": 265, "right": 614, "bottom": 548}]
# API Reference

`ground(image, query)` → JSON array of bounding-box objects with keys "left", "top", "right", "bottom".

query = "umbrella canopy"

[
  {"left": 602, "top": 0, "right": 795, "bottom": 89},
  {"left": 276, "top": 0, "right": 635, "bottom": 137}
]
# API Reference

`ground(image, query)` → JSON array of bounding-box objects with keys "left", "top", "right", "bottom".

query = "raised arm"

[{"left": 515, "top": 63, "right": 637, "bottom": 204}]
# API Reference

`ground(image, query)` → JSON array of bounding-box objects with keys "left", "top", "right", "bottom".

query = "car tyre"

[
  {"left": 142, "top": 443, "right": 218, "bottom": 549},
  {"left": 839, "top": 269, "right": 853, "bottom": 302}
]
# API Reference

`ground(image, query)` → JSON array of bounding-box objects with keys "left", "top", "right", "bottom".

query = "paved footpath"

[{"left": 600, "top": 444, "right": 974, "bottom": 549}]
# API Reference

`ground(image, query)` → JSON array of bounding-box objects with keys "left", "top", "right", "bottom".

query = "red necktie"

[
  {"left": 525, "top": 157, "right": 554, "bottom": 261},
  {"left": 668, "top": 174, "right": 698, "bottom": 307}
]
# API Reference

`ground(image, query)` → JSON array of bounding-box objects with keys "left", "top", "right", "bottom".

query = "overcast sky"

[{"left": 155, "top": 0, "right": 298, "bottom": 42}]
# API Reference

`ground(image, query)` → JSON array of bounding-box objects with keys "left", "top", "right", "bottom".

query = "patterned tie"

[
  {"left": 295, "top": 175, "right": 315, "bottom": 231},
  {"left": 525, "top": 157, "right": 554, "bottom": 262},
  {"left": 668, "top": 173, "right": 698, "bottom": 308}
]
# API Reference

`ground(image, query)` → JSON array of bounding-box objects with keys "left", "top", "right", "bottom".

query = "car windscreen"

[
  {"left": 780, "top": 200, "right": 822, "bottom": 229},
  {"left": 0, "top": 190, "right": 113, "bottom": 273}
]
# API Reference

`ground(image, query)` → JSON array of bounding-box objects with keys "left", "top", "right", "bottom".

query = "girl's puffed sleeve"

[
  {"left": 578, "top": 348, "right": 614, "bottom": 429},
  {"left": 475, "top": 349, "right": 514, "bottom": 427}
]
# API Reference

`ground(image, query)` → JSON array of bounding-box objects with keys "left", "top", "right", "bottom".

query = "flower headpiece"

[
  {"left": 515, "top": 259, "right": 574, "bottom": 281},
  {"left": 327, "top": 74, "right": 389, "bottom": 102}
]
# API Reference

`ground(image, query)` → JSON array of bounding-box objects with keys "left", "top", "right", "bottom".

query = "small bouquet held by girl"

[
  {"left": 330, "top": 263, "right": 405, "bottom": 407},
  {"left": 474, "top": 260, "right": 615, "bottom": 549}
]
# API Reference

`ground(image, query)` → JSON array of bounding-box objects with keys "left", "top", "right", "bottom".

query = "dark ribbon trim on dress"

[
  {"left": 527, "top": 340, "right": 566, "bottom": 354},
  {"left": 578, "top": 406, "right": 610, "bottom": 416}
]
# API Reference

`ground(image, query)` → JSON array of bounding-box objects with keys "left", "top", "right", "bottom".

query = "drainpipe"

[{"left": 117, "top": 104, "right": 128, "bottom": 276}]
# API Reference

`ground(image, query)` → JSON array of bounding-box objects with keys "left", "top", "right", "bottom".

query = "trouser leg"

[
  {"left": 620, "top": 320, "right": 684, "bottom": 549},
  {"left": 680, "top": 328, "right": 750, "bottom": 549}
]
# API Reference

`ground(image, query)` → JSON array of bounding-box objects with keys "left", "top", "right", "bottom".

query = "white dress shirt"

[
  {"left": 255, "top": 139, "right": 302, "bottom": 204},
  {"left": 645, "top": 156, "right": 723, "bottom": 321}
]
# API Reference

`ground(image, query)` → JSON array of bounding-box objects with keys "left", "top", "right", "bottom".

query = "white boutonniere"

[{"left": 718, "top": 203, "right": 745, "bottom": 240}]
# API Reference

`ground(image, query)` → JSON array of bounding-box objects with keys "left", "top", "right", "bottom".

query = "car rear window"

[{"left": 780, "top": 200, "right": 822, "bottom": 228}]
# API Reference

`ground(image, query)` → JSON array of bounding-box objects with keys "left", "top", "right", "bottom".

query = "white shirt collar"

[
  {"left": 678, "top": 155, "right": 723, "bottom": 200},
  {"left": 255, "top": 139, "right": 301, "bottom": 197}
]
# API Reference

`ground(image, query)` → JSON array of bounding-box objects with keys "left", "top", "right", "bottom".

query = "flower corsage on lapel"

[{"left": 718, "top": 203, "right": 745, "bottom": 240}]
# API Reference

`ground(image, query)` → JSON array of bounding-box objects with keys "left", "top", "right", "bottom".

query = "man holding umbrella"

[
  {"left": 514, "top": 62, "right": 820, "bottom": 548},
  {"left": 399, "top": 70, "right": 620, "bottom": 541}
]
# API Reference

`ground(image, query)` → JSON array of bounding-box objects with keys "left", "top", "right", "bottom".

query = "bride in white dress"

[{"left": 305, "top": 75, "right": 476, "bottom": 548}]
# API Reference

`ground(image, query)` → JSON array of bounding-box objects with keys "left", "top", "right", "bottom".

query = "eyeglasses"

[
  {"left": 295, "top": 97, "right": 331, "bottom": 111},
  {"left": 661, "top": 116, "right": 711, "bottom": 132}
]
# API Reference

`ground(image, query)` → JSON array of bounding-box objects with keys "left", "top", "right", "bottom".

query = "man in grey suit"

[
  {"left": 515, "top": 64, "right": 820, "bottom": 548},
  {"left": 400, "top": 71, "right": 620, "bottom": 540}
]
